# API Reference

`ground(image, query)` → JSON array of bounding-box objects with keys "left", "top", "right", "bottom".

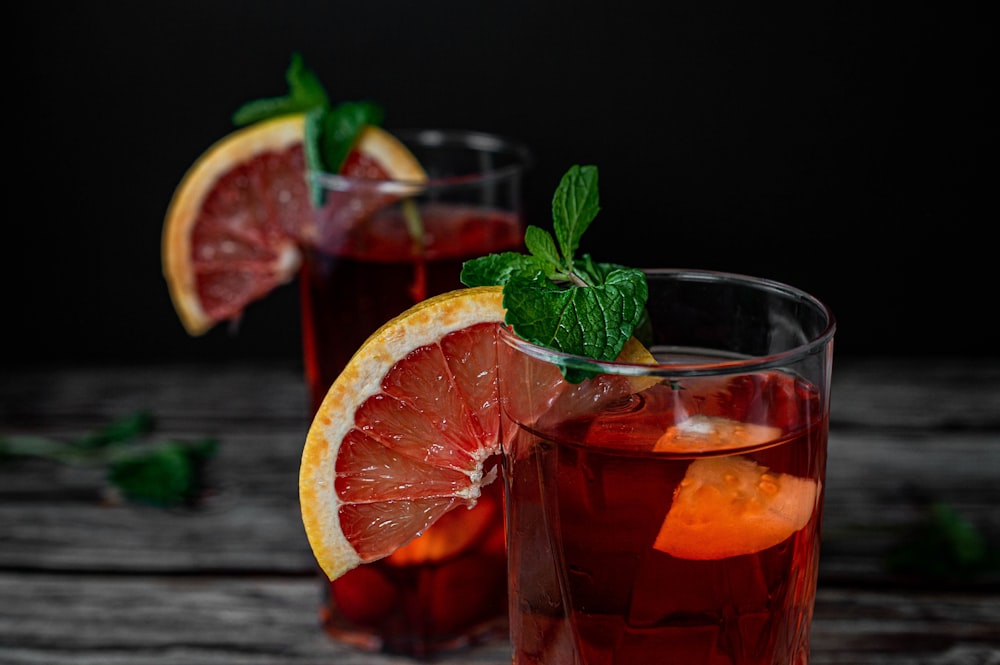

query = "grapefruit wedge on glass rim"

[
  {"left": 298, "top": 287, "right": 822, "bottom": 577},
  {"left": 298, "top": 286, "right": 660, "bottom": 581},
  {"left": 161, "top": 113, "right": 426, "bottom": 336}
]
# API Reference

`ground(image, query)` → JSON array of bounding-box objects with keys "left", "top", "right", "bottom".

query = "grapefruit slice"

[
  {"left": 654, "top": 416, "right": 819, "bottom": 560},
  {"left": 299, "top": 286, "right": 508, "bottom": 581},
  {"left": 299, "top": 286, "right": 659, "bottom": 581},
  {"left": 162, "top": 113, "right": 426, "bottom": 336}
]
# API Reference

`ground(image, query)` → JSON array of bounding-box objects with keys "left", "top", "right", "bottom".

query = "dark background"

[{"left": 9, "top": 2, "right": 994, "bottom": 369}]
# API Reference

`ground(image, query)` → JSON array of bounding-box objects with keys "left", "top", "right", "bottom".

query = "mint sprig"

[
  {"left": 229, "top": 52, "right": 384, "bottom": 203},
  {"left": 461, "top": 165, "right": 648, "bottom": 375},
  {"left": 303, "top": 101, "right": 384, "bottom": 178},
  {"left": 231, "top": 52, "right": 330, "bottom": 127},
  {"left": 0, "top": 411, "right": 218, "bottom": 508},
  {"left": 886, "top": 501, "right": 1000, "bottom": 580}
]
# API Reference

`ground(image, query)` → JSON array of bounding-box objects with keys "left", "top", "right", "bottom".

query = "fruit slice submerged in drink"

[
  {"left": 654, "top": 415, "right": 819, "bottom": 560},
  {"left": 508, "top": 378, "right": 826, "bottom": 663}
]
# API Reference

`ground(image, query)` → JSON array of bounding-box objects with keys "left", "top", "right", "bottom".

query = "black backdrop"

[{"left": 9, "top": 2, "right": 995, "bottom": 369}]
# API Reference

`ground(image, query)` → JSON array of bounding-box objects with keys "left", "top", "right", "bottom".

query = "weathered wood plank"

[
  {"left": 3, "top": 429, "right": 996, "bottom": 581},
  {"left": 1, "top": 574, "right": 996, "bottom": 665},
  {"left": 1, "top": 363, "right": 310, "bottom": 434},
  {"left": 830, "top": 357, "right": 1000, "bottom": 430},
  {"left": 2, "top": 361, "right": 999, "bottom": 663},
  {"left": 4, "top": 359, "right": 1000, "bottom": 431},
  {"left": 0, "top": 428, "right": 314, "bottom": 573},
  {"left": 2, "top": 363, "right": 999, "bottom": 584},
  {"left": 0, "top": 572, "right": 508, "bottom": 664}
]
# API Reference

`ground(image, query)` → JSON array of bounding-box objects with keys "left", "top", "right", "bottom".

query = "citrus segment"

[
  {"left": 618, "top": 337, "right": 661, "bottom": 392},
  {"left": 386, "top": 485, "right": 503, "bottom": 566},
  {"left": 162, "top": 114, "right": 426, "bottom": 336},
  {"left": 654, "top": 415, "right": 782, "bottom": 454},
  {"left": 299, "top": 287, "right": 507, "bottom": 581},
  {"left": 654, "top": 454, "right": 818, "bottom": 560}
]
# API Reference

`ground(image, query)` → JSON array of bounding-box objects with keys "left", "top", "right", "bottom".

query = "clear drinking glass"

[
  {"left": 498, "top": 269, "right": 835, "bottom": 664},
  {"left": 300, "top": 129, "right": 530, "bottom": 656}
]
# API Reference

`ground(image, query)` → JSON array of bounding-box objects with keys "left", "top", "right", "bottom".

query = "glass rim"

[
  {"left": 498, "top": 268, "right": 837, "bottom": 378},
  {"left": 309, "top": 128, "right": 532, "bottom": 194}
]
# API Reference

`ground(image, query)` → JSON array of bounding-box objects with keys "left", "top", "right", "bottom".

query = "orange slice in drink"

[
  {"left": 161, "top": 114, "right": 426, "bottom": 336},
  {"left": 654, "top": 415, "right": 782, "bottom": 454},
  {"left": 299, "top": 287, "right": 659, "bottom": 580},
  {"left": 653, "top": 416, "right": 818, "bottom": 560}
]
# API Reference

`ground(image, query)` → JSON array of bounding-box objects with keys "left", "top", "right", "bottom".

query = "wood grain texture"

[{"left": 2, "top": 360, "right": 999, "bottom": 663}]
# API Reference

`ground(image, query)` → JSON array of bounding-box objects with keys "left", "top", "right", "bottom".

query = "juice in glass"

[
  {"left": 299, "top": 129, "right": 529, "bottom": 656},
  {"left": 301, "top": 202, "right": 523, "bottom": 408},
  {"left": 498, "top": 269, "right": 835, "bottom": 664}
]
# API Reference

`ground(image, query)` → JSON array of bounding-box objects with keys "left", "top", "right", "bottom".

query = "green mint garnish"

[
  {"left": 461, "top": 165, "right": 648, "bottom": 376},
  {"left": 230, "top": 52, "right": 385, "bottom": 205},
  {"left": 0, "top": 411, "right": 218, "bottom": 508},
  {"left": 231, "top": 52, "right": 330, "bottom": 126},
  {"left": 107, "top": 437, "right": 218, "bottom": 508},
  {"left": 303, "top": 100, "right": 384, "bottom": 175},
  {"left": 886, "top": 501, "right": 1000, "bottom": 580}
]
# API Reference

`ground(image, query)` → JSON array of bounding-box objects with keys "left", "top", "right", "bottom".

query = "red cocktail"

[
  {"left": 300, "top": 129, "right": 528, "bottom": 657},
  {"left": 301, "top": 203, "right": 523, "bottom": 410},
  {"left": 499, "top": 269, "right": 835, "bottom": 664}
]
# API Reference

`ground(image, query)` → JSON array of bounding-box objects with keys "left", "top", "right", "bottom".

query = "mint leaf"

[
  {"left": 231, "top": 52, "right": 329, "bottom": 126},
  {"left": 303, "top": 100, "right": 384, "bottom": 206},
  {"left": 1, "top": 412, "right": 219, "bottom": 508},
  {"left": 460, "top": 252, "right": 549, "bottom": 287},
  {"left": 108, "top": 438, "right": 218, "bottom": 508},
  {"left": 887, "top": 501, "right": 1000, "bottom": 579},
  {"left": 461, "top": 164, "right": 649, "bottom": 380},
  {"left": 552, "top": 164, "right": 600, "bottom": 265},
  {"left": 307, "top": 100, "right": 384, "bottom": 174},
  {"left": 228, "top": 53, "right": 385, "bottom": 207},
  {"left": 524, "top": 226, "right": 562, "bottom": 276},
  {"left": 73, "top": 411, "right": 155, "bottom": 450},
  {"left": 503, "top": 266, "right": 647, "bottom": 362},
  {"left": 108, "top": 444, "right": 192, "bottom": 507}
]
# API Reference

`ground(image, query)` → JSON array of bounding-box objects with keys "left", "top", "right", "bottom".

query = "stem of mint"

[
  {"left": 402, "top": 197, "right": 426, "bottom": 254},
  {"left": 231, "top": 52, "right": 329, "bottom": 127}
]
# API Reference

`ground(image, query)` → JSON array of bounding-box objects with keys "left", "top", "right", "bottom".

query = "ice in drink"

[
  {"left": 504, "top": 369, "right": 826, "bottom": 665},
  {"left": 300, "top": 201, "right": 522, "bottom": 655}
]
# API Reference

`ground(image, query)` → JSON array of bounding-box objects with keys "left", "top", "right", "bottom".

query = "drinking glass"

[
  {"left": 300, "top": 129, "right": 530, "bottom": 657},
  {"left": 498, "top": 269, "right": 835, "bottom": 664}
]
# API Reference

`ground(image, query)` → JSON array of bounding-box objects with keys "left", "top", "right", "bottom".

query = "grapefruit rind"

[
  {"left": 162, "top": 115, "right": 306, "bottom": 335},
  {"left": 617, "top": 337, "right": 660, "bottom": 392},
  {"left": 299, "top": 286, "right": 506, "bottom": 581},
  {"left": 353, "top": 126, "right": 428, "bottom": 184}
]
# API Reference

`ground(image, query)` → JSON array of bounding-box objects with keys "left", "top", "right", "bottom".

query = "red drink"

[
  {"left": 301, "top": 203, "right": 523, "bottom": 411},
  {"left": 300, "top": 201, "right": 522, "bottom": 656},
  {"left": 504, "top": 370, "right": 826, "bottom": 665}
]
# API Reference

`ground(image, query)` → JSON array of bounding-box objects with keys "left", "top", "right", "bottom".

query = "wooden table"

[{"left": 2, "top": 359, "right": 999, "bottom": 664}]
